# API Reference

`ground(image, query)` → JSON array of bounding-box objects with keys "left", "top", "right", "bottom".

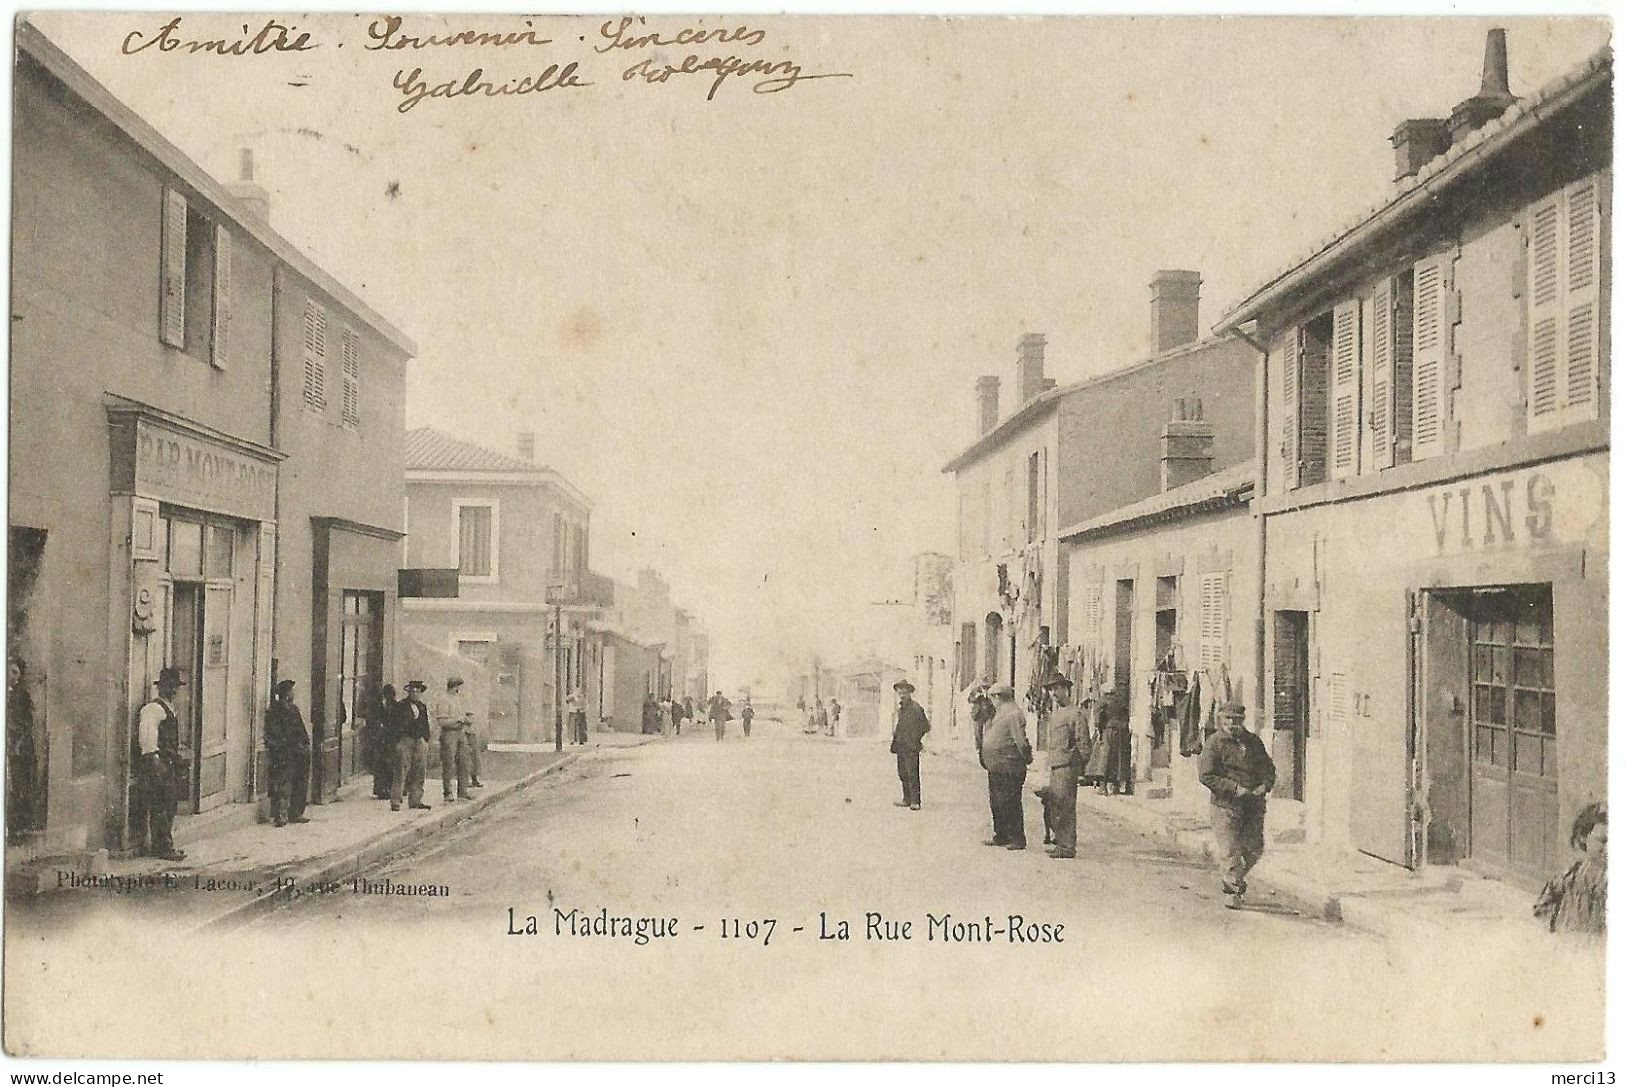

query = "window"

[
  {"left": 159, "top": 187, "right": 231, "bottom": 367},
  {"left": 1198, "top": 572, "right": 1227, "bottom": 671},
  {"left": 958, "top": 622, "right": 977, "bottom": 687},
  {"left": 573, "top": 523, "right": 587, "bottom": 572},
  {"left": 979, "top": 479, "right": 992, "bottom": 556},
  {"left": 1470, "top": 589, "right": 1555, "bottom": 778},
  {"left": 1329, "top": 299, "right": 1361, "bottom": 480},
  {"left": 1411, "top": 253, "right": 1454, "bottom": 460},
  {"left": 340, "top": 327, "right": 360, "bottom": 427},
  {"left": 302, "top": 299, "right": 328, "bottom": 410},
  {"left": 551, "top": 511, "right": 565, "bottom": 575},
  {"left": 1526, "top": 173, "right": 1604, "bottom": 434},
  {"left": 1366, "top": 270, "right": 1415, "bottom": 470},
  {"left": 1075, "top": 581, "right": 1103, "bottom": 649},
  {"left": 1026, "top": 451, "right": 1040, "bottom": 543},
  {"left": 455, "top": 501, "right": 498, "bottom": 580},
  {"left": 1278, "top": 314, "right": 1331, "bottom": 489}
]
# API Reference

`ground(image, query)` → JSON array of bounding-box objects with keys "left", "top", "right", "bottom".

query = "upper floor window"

[
  {"left": 1026, "top": 450, "right": 1042, "bottom": 543},
  {"left": 455, "top": 500, "right": 498, "bottom": 581},
  {"left": 301, "top": 299, "right": 328, "bottom": 410},
  {"left": 340, "top": 327, "right": 360, "bottom": 427},
  {"left": 1526, "top": 173, "right": 1603, "bottom": 434},
  {"left": 160, "top": 187, "right": 232, "bottom": 368}
]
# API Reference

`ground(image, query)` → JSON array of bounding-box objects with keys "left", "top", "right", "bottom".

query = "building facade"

[
  {"left": 943, "top": 280, "right": 1257, "bottom": 753},
  {"left": 400, "top": 428, "right": 612, "bottom": 744},
  {"left": 1216, "top": 36, "right": 1609, "bottom": 887},
  {"left": 9, "top": 25, "right": 413, "bottom": 855}
]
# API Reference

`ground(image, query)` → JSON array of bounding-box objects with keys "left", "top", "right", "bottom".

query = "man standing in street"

[
  {"left": 1039, "top": 672, "right": 1083, "bottom": 860},
  {"left": 740, "top": 697, "right": 755, "bottom": 739},
  {"left": 436, "top": 676, "right": 474, "bottom": 803},
  {"left": 568, "top": 687, "right": 588, "bottom": 745},
  {"left": 889, "top": 679, "right": 930, "bottom": 810},
  {"left": 392, "top": 680, "right": 432, "bottom": 811},
  {"left": 134, "top": 667, "right": 188, "bottom": 860},
  {"left": 1198, "top": 700, "right": 1277, "bottom": 909},
  {"left": 265, "top": 678, "right": 311, "bottom": 828},
  {"left": 460, "top": 678, "right": 485, "bottom": 788},
  {"left": 709, "top": 690, "right": 732, "bottom": 741},
  {"left": 829, "top": 697, "right": 842, "bottom": 737},
  {"left": 981, "top": 683, "right": 1032, "bottom": 850}
]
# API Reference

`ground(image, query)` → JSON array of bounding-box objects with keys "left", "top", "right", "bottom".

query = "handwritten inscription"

[{"left": 115, "top": 14, "right": 853, "bottom": 109}]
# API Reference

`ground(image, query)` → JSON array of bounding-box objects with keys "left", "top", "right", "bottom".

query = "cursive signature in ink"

[
  {"left": 391, "top": 65, "right": 592, "bottom": 114},
  {"left": 621, "top": 55, "right": 853, "bottom": 101},
  {"left": 121, "top": 17, "right": 317, "bottom": 56}
]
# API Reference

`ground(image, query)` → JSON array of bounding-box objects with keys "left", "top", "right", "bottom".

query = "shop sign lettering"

[
  {"left": 134, "top": 423, "right": 277, "bottom": 521},
  {"left": 1420, "top": 463, "right": 1602, "bottom": 555}
]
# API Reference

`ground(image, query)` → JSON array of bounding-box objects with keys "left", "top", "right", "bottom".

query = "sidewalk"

[
  {"left": 8, "top": 730, "right": 661, "bottom": 930},
  {"left": 928, "top": 744, "right": 1540, "bottom": 941}
]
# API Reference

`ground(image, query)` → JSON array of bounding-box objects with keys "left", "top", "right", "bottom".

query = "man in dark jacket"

[
  {"left": 981, "top": 684, "right": 1033, "bottom": 850},
  {"left": 1197, "top": 700, "right": 1277, "bottom": 908},
  {"left": 1038, "top": 672, "right": 1084, "bottom": 859},
  {"left": 889, "top": 679, "right": 930, "bottom": 810},
  {"left": 392, "top": 680, "right": 432, "bottom": 811},
  {"left": 134, "top": 667, "right": 188, "bottom": 860},
  {"left": 264, "top": 679, "right": 311, "bottom": 827}
]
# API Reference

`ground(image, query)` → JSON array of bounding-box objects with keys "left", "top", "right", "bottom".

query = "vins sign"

[{"left": 1418, "top": 462, "right": 1603, "bottom": 555}]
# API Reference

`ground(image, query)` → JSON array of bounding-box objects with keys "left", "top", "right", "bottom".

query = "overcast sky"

[{"left": 30, "top": 12, "right": 1611, "bottom": 690}]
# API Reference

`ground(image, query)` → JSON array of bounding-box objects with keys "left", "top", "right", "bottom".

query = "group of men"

[{"left": 887, "top": 670, "right": 1278, "bottom": 908}]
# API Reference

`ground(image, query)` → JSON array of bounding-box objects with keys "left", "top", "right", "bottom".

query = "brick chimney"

[
  {"left": 1150, "top": 270, "right": 1201, "bottom": 354},
  {"left": 976, "top": 376, "right": 1000, "bottom": 435},
  {"left": 1449, "top": 28, "right": 1517, "bottom": 144},
  {"left": 1160, "top": 398, "right": 1215, "bottom": 491},
  {"left": 1017, "top": 333, "right": 1047, "bottom": 403},
  {"left": 517, "top": 431, "right": 536, "bottom": 461},
  {"left": 226, "top": 148, "right": 270, "bottom": 223},
  {"left": 1390, "top": 118, "right": 1452, "bottom": 180}
]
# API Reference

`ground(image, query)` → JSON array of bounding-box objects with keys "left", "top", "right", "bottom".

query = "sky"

[{"left": 29, "top": 12, "right": 1612, "bottom": 692}]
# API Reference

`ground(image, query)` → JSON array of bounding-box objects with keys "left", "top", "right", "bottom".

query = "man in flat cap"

[
  {"left": 1198, "top": 700, "right": 1276, "bottom": 908},
  {"left": 392, "top": 680, "right": 432, "bottom": 811},
  {"left": 264, "top": 678, "right": 311, "bottom": 828},
  {"left": 133, "top": 666, "right": 188, "bottom": 860},
  {"left": 436, "top": 676, "right": 475, "bottom": 802},
  {"left": 1038, "top": 671, "right": 1084, "bottom": 860},
  {"left": 889, "top": 679, "right": 930, "bottom": 810},
  {"left": 981, "top": 683, "right": 1033, "bottom": 850}
]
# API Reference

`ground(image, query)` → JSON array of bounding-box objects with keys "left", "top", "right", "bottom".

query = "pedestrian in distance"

[
  {"left": 741, "top": 697, "right": 755, "bottom": 738},
  {"left": 392, "top": 681, "right": 432, "bottom": 811},
  {"left": 368, "top": 683, "right": 398, "bottom": 800},
  {"left": 829, "top": 697, "right": 842, "bottom": 737},
  {"left": 709, "top": 690, "right": 732, "bottom": 741},
  {"left": 1086, "top": 691, "right": 1132, "bottom": 796},
  {"left": 1035, "top": 672, "right": 1083, "bottom": 859},
  {"left": 569, "top": 687, "right": 589, "bottom": 746},
  {"left": 813, "top": 697, "right": 829, "bottom": 737},
  {"left": 265, "top": 678, "right": 311, "bottom": 828},
  {"left": 1197, "top": 700, "right": 1276, "bottom": 909},
  {"left": 1534, "top": 801, "right": 1606, "bottom": 937},
  {"left": 435, "top": 676, "right": 475, "bottom": 803},
  {"left": 889, "top": 679, "right": 929, "bottom": 810},
  {"left": 133, "top": 667, "right": 189, "bottom": 860},
  {"left": 980, "top": 684, "right": 1032, "bottom": 851}
]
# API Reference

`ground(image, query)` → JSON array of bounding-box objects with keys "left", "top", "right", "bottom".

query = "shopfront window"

[
  {"left": 168, "top": 518, "right": 203, "bottom": 577},
  {"left": 1471, "top": 589, "right": 1556, "bottom": 778}
]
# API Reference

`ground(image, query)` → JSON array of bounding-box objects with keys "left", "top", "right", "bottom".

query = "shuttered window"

[
  {"left": 458, "top": 505, "right": 494, "bottom": 578},
  {"left": 1411, "top": 254, "right": 1452, "bottom": 460},
  {"left": 1076, "top": 581, "right": 1103, "bottom": 649},
  {"left": 1198, "top": 572, "right": 1227, "bottom": 671},
  {"left": 1278, "top": 329, "right": 1300, "bottom": 490},
  {"left": 1297, "top": 316, "right": 1331, "bottom": 486},
  {"left": 1365, "top": 272, "right": 1417, "bottom": 471},
  {"left": 160, "top": 188, "right": 188, "bottom": 348},
  {"left": 341, "top": 327, "right": 360, "bottom": 426},
  {"left": 210, "top": 225, "right": 231, "bottom": 368},
  {"left": 1330, "top": 299, "right": 1361, "bottom": 479},
  {"left": 1527, "top": 173, "right": 1605, "bottom": 433},
  {"left": 302, "top": 299, "right": 328, "bottom": 410}
]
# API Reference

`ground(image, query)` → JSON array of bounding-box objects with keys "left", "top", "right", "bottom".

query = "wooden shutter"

[
  {"left": 1278, "top": 329, "right": 1300, "bottom": 489},
  {"left": 1367, "top": 279, "right": 1394, "bottom": 469},
  {"left": 1562, "top": 174, "right": 1602, "bottom": 425},
  {"left": 1411, "top": 254, "right": 1451, "bottom": 459},
  {"left": 1392, "top": 272, "right": 1416, "bottom": 464},
  {"left": 1330, "top": 299, "right": 1361, "bottom": 479},
  {"left": 160, "top": 188, "right": 187, "bottom": 348},
  {"left": 210, "top": 225, "right": 231, "bottom": 368},
  {"left": 341, "top": 328, "right": 361, "bottom": 425},
  {"left": 302, "top": 300, "right": 328, "bottom": 409},
  {"left": 1298, "top": 323, "right": 1330, "bottom": 485},
  {"left": 1199, "top": 573, "right": 1227, "bottom": 671},
  {"left": 1526, "top": 195, "right": 1563, "bottom": 434}
]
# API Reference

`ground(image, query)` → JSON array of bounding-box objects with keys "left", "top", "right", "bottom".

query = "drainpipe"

[{"left": 1229, "top": 321, "right": 1269, "bottom": 727}]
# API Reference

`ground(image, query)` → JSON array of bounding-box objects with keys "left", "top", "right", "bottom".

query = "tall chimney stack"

[
  {"left": 1017, "top": 333, "right": 1047, "bottom": 403},
  {"left": 1448, "top": 28, "right": 1517, "bottom": 144},
  {"left": 226, "top": 147, "right": 270, "bottom": 223},
  {"left": 1391, "top": 118, "right": 1452, "bottom": 180},
  {"left": 976, "top": 376, "right": 1001, "bottom": 435},
  {"left": 1160, "top": 402, "right": 1216, "bottom": 492},
  {"left": 517, "top": 431, "right": 536, "bottom": 462},
  {"left": 1150, "top": 270, "right": 1202, "bottom": 354}
]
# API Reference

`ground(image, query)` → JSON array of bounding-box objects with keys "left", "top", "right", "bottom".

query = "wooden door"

[{"left": 197, "top": 584, "right": 232, "bottom": 811}]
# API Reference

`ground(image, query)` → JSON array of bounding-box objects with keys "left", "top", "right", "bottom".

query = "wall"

[{"left": 404, "top": 479, "right": 584, "bottom": 606}]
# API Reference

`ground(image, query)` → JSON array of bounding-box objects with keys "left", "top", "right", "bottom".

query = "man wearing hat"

[
  {"left": 1198, "top": 700, "right": 1277, "bottom": 908},
  {"left": 392, "top": 681, "right": 432, "bottom": 811},
  {"left": 1038, "top": 672, "right": 1084, "bottom": 859},
  {"left": 133, "top": 666, "right": 188, "bottom": 860},
  {"left": 264, "top": 678, "right": 311, "bottom": 828},
  {"left": 436, "top": 676, "right": 475, "bottom": 802},
  {"left": 889, "top": 679, "right": 930, "bottom": 810},
  {"left": 981, "top": 683, "right": 1033, "bottom": 850}
]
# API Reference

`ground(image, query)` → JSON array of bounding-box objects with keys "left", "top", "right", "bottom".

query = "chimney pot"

[
  {"left": 1390, "top": 118, "right": 1452, "bottom": 179},
  {"left": 1160, "top": 415, "right": 1216, "bottom": 492},
  {"left": 975, "top": 376, "right": 1001, "bottom": 436},
  {"left": 517, "top": 431, "right": 536, "bottom": 462},
  {"left": 1448, "top": 28, "right": 1518, "bottom": 145},
  {"left": 1149, "top": 270, "right": 1202, "bottom": 354},
  {"left": 1017, "top": 333, "right": 1048, "bottom": 403},
  {"left": 226, "top": 146, "right": 270, "bottom": 223}
]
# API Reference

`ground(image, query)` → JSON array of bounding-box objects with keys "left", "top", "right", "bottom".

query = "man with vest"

[
  {"left": 981, "top": 684, "right": 1033, "bottom": 850},
  {"left": 264, "top": 678, "right": 311, "bottom": 828},
  {"left": 436, "top": 676, "right": 475, "bottom": 802},
  {"left": 1198, "top": 700, "right": 1277, "bottom": 909},
  {"left": 134, "top": 667, "right": 188, "bottom": 861},
  {"left": 1037, "top": 672, "right": 1084, "bottom": 860},
  {"left": 392, "top": 680, "right": 433, "bottom": 811},
  {"left": 889, "top": 679, "right": 930, "bottom": 810}
]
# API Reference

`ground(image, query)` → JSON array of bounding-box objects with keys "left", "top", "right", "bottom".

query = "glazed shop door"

[
  {"left": 335, "top": 591, "right": 383, "bottom": 789},
  {"left": 166, "top": 582, "right": 230, "bottom": 813},
  {"left": 1467, "top": 586, "right": 1559, "bottom": 886}
]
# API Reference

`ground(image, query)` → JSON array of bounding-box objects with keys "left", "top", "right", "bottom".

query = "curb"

[{"left": 197, "top": 738, "right": 657, "bottom": 931}]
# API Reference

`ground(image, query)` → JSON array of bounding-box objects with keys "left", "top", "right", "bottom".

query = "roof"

[
  {"left": 941, "top": 334, "right": 1233, "bottom": 474},
  {"left": 1058, "top": 459, "right": 1256, "bottom": 542},
  {"left": 404, "top": 426, "right": 593, "bottom": 508},
  {"left": 1217, "top": 47, "right": 1612, "bottom": 333},
  {"left": 16, "top": 22, "right": 416, "bottom": 357}
]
